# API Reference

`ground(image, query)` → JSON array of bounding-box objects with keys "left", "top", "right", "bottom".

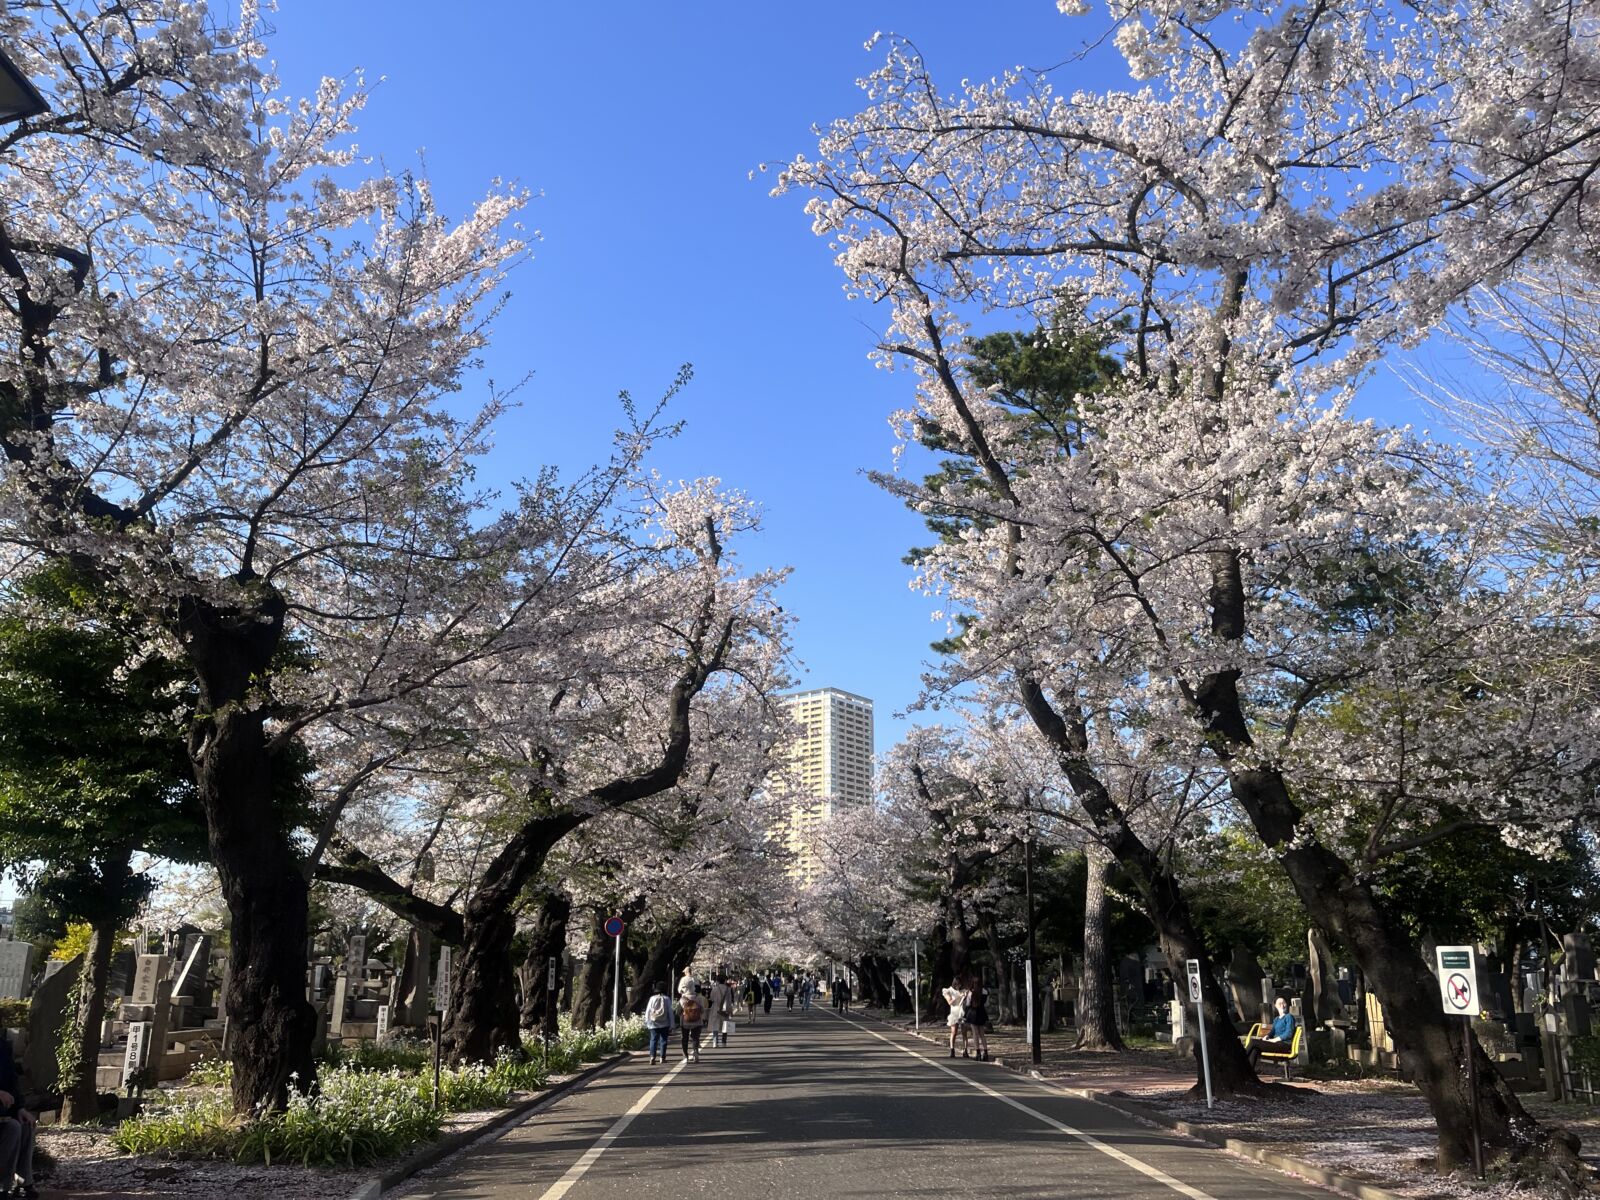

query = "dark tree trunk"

[
  {"left": 945, "top": 897, "right": 974, "bottom": 979},
  {"left": 927, "top": 925, "right": 955, "bottom": 1019},
  {"left": 976, "top": 908, "right": 1016, "bottom": 1024},
  {"left": 1016, "top": 681, "right": 1256, "bottom": 1096},
  {"left": 181, "top": 588, "right": 317, "bottom": 1115},
  {"left": 59, "top": 918, "right": 116, "bottom": 1123},
  {"left": 518, "top": 889, "right": 571, "bottom": 1034},
  {"left": 570, "top": 912, "right": 612, "bottom": 1031},
  {"left": 1074, "top": 844, "right": 1125, "bottom": 1052},
  {"left": 627, "top": 919, "right": 699, "bottom": 1012}
]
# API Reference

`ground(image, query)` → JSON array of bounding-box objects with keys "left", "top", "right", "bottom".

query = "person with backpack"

[
  {"left": 644, "top": 981, "right": 673, "bottom": 1065},
  {"left": 965, "top": 973, "right": 991, "bottom": 1061},
  {"left": 677, "top": 977, "right": 708, "bottom": 1062}
]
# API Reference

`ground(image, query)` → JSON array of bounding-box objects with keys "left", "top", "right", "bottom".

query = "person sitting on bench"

[{"left": 1246, "top": 996, "right": 1296, "bottom": 1067}]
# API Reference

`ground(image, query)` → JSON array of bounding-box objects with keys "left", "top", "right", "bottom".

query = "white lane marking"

[
  {"left": 828, "top": 1011, "right": 1219, "bottom": 1200},
  {"left": 534, "top": 1057, "right": 688, "bottom": 1200}
]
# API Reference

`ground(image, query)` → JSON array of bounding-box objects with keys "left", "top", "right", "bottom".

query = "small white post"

[
  {"left": 1025, "top": 959, "right": 1036, "bottom": 1052},
  {"left": 913, "top": 939, "right": 920, "bottom": 1032}
]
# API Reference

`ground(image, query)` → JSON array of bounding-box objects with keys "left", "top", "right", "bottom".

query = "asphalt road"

[{"left": 394, "top": 1006, "right": 1325, "bottom": 1199}]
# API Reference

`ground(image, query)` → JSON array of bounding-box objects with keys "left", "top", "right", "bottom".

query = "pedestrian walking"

[
  {"left": 942, "top": 981, "right": 971, "bottom": 1057},
  {"left": 785, "top": 977, "right": 796, "bottom": 1011},
  {"left": 717, "top": 974, "right": 737, "bottom": 1044},
  {"left": 708, "top": 975, "right": 732, "bottom": 1047},
  {"left": 761, "top": 976, "right": 773, "bottom": 1015},
  {"left": 643, "top": 981, "right": 673, "bottom": 1065},
  {"left": 965, "top": 973, "right": 991, "bottom": 1061},
  {"left": 839, "top": 976, "right": 852, "bottom": 1014},
  {"left": 677, "top": 977, "right": 708, "bottom": 1062},
  {"left": 800, "top": 976, "right": 813, "bottom": 1011},
  {"left": 743, "top": 973, "right": 759, "bottom": 1022}
]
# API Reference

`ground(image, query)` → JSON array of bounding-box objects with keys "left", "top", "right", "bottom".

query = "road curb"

[
  {"left": 345, "top": 1052, "right": 631, "bottom": 1199},
  {"left": 869, "top": 1011, "right": 1406, "bottom": 1200}
]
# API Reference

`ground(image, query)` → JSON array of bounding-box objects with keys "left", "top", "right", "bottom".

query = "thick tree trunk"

[
  {"left": 570, "top": 912, "right": 612, "bottom": 1031},
  {"left": 975, "top": 908, "right": 1015, "bottom": 1023},
  {"left": 518, "top": 889, "right": 571, "bottom": 1035},
  {"left": 181, "top": 588, "right": 317, "bottom": 1115},
  {"left": 1074, "top": 844, "right": 1125, "bottom": 1052},
  {"left": 927, "top": 925, "right": 955, "bottom": 1019},
  {"left": 59, "top": 918, "right": 116, "bottom": 1123},
  {"left": 627, "top": 918, "right": 698, "bottom": 1012},
  {"left": 945, "top": 897, "right": 974, "bottom": 978},
  {"left": 1016, "top": 681, "right": 1256, "bottom": 1095}
]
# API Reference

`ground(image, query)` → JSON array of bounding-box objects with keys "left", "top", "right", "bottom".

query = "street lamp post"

[{"left": 1024, "top": 833, "right": 1041, "bottom": 1065}]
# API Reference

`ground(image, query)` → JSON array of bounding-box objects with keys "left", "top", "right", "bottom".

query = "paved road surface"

[{"left": 396, "top": 1007, "right": 1323, "bottom": 1198}]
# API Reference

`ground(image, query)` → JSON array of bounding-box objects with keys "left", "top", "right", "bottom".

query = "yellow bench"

[{"left": 1245, "top": 1022, "right": 1303, "bottom": 1079}]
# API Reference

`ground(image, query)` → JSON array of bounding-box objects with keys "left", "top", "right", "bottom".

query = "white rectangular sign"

[
  {"left": 1185, "top": 959, "right": 1203, "bottom": 1003},
  {"left": 121, "top": 1021, "right": 150, "bottom": 1087},
  {"left": 1436, "top": 945, "right": 1479, "bottom": 1015}
]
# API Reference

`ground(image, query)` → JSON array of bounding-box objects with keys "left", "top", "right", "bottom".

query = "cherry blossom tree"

[
  {"left": 775, "top": 0, "right": 1600, "bottom": 1172},
  {"left": 0, "top": 0, "right": 552, "bottom": 1111},
  {"left": 320, "top": 481, "right": 792, "bottom": 1062}
]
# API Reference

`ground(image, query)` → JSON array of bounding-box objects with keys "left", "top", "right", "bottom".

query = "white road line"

[
  {"left": 534, "top": 1058, "right": 688, "bottom": 1200},
  {"left": 829, "top": 1011, "right": 1220, "bottom": 1200}
]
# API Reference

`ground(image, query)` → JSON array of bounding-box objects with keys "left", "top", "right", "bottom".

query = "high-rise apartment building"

[{"left": 778, "top": 687, "right": 874, "bottom": 881}]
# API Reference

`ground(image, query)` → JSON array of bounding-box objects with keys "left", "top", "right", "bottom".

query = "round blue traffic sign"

[{"left": 604, "top": 916, "right": 625, "bottom": 937}]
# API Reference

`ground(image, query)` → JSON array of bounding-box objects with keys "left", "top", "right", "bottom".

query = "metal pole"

[
  {"left": 1025, "top": 834, "right": 1041, "bottom": 1065},
  {"left": 1466, "top": 1015, "right": 1484, "bottom": 1178},
  {"left": 914, "top": 939, "right": 920, "bottom": 1032},
  {"left": 611, "top": 932, "right": 622, "bottom": 1048},
  {"left": 1193, "top": 974, "right": 1214, "bottom": 1109}
]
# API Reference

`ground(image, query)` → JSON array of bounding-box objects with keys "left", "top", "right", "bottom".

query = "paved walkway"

[{"left": 394, "top": 1005, "right": 1328, "bottom": 1198}]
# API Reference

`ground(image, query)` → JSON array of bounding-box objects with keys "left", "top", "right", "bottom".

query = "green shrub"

[
  {"left": 488, "top": 1050, "right": 549, "bottom": 1093},
  {"left": 186, "top": 1056, "right": 233, "bottom": 1088},
  {"left": 321, "top": 1034, "right": 431, "bottom": 1074},
  {"left": 0, "top": 998, "right": 28, "bottom": 1029},
  {"left": 113, "top": 1067, "right": 442, "bottom": 1167},
  {"left": 420, "top": 1061, "right": 510, "bottom": 1112}
]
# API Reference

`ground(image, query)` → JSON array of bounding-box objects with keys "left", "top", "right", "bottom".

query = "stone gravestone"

[
  {"left": 329, "top": 975, "right": 349, "bottom": 1037},
  {"left": 41, "top": 960, "right": 68, "bottom": 982},
  {"left": 1563, "top": 933, "right": 1597, "bottom": 983},
  {"left": 345, "top": 934, "right": 367, "bottom": 980},
  {"left": 146, "top": 979, "right": 173, "bottom": 1079},
  {"left": 1307, "top": 928, "right": 1343, "bottom": 1025},
  {"left": 376, "top": 1003, "right": 389, "bottom": 1043},
  {"left": 0, "top": 942, "right": 33, "bottom": 1000},
  {"left": 22, "top": 952, "right": 79, "bottom": 1092},
  {"left": 130, "top": 955, "right": 167, "bottom": 1006},
  {"left": 397, "top": 924, "right": 433, "bottom": 1027},
  {"left": 1226, "top": 946, "right": 1266, "bottom": 1026},
  {"left": 106, "top": 949, "right": 136, "bottom": 999}
]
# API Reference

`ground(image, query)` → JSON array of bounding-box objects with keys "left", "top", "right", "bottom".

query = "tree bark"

[
  {"left": 1016, "top": 680, "right": 1257, "bottom": 1096},
  {"left": 570, "top": 911, "right": 612, "bottom": 1031},
  {"left": 181, "top": 588, "right": 317, "bottom": 1114},
  {"left": 627, "top": 918, "right": 698, "bottom": 1012},
  {"left": 518, "top": 889, "right": 571, "bottom": 1034},
  {"left": 58, "top": 918, "right": 116, "bottom": 1123},
  {"left": 1074, "top": 844, "right": 1125, "bottom": 1052}
]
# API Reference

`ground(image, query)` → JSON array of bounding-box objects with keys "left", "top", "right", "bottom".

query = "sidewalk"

[{"left": 859, "top": 1008, "right": 1600, "bottom": 1199}]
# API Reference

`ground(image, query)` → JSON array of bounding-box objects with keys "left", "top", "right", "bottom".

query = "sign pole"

[
  {"left": 611, "top": 931, "right": 622, "bottom": 1047},
  {"left": 1466, "top": 1014, "right": 1484, "bottom": 1179},
  {"left": 1187, "top": 959, "right": 1213, "bottom": 1109},
  {"left": 913, "top": 939, "right": 920, "bottom": 1032}
]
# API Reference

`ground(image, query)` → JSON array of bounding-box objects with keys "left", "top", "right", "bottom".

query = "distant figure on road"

[
  {"left": 678, "top": 977, "right": 708, "bottom": 1062},
  {"left": 943, "top": 982, "right": 971, "bottom": 1058},
  {"left": 832, "top": 977, "right": 842, "bottom": 1010},
  {"left": 785, "top": 977, "right": 796, "bottom": 1011},
  {"left": 743, "top": 974, "right": 760, "bottom": 1022},
  {"left": 708, "top": 975, "right": 733, "bottom": 1047},
  {"left": 800, "top": 975, "right": 813, "bottom": 1011},
  {"left": 762, "top": 976, "right": 773, "bottom": 1015},
  {"left": 644, "top": 981, "right": 673, "bottom": 1065},
  {"left": 715, "top": 974, "right": 736, "bottom": 1045},
  {"left": 1245, "top": 997, "right": 1296, "bottom": 1068},
  {"left": 838, "top": 977, "right": 852, "bottom": 1014},
  {"left": 965, "top": 974, "right": 991, "bottom": 1062}
]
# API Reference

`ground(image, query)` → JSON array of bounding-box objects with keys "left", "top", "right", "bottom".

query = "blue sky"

[{"left": 262, "top": 3, "right": 1441, "bottom": 752}]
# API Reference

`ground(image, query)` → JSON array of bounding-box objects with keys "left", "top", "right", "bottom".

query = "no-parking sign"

[
  {"left": 604, "top": 915, "right": 626, "bottom": 938},
  {"left": 1436, "top": 945, "right": 1479, "bottom": 1015}
]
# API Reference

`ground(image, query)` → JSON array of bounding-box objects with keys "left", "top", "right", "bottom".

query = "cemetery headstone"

[
  {"left": 22, "top": 952, "right": 79, "bottom": 1091},
  {"left": 397, "top": 923, "right": 433, "bottom": 1027},
  {"left": 41, "top": 960, "right": 67, "bottom": 982},
  {"left": 345, "top": 934, "right": 367, "bottom": 980},
  {"left": 329, "top": 975, "right": 349, "bottom": 1037},
  {"left": 107, "top": 949, "right": 136, "bottom": 999},
  {"left": 145, "top": 979, "right": 173, "bottom": 1081},
  {"left": 1307, "top": 928, "right": 1343, "bottom": 1025},
  {"left": 1225, "top": 946, "right": 1265, "bottom": 1025},
  {"left": 1563, "top": 933, "right": 1597, "bottom": 983},
  {"left": 130, "top": 955, "right": 168, "bottom": 1006},
  {"left": 376, "top": 1003, "right": 389, "bottom": 1043},
  {"left": 0, "top": 942, "right": 33, "bottom": 1000},
  {"left": 436, "top": 945, "right": 453, "bottom": 1016}
]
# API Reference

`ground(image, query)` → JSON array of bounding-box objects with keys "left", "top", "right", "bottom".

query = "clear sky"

[{"left": 261, "top": 3, "right": 1435, "bottom": 752}]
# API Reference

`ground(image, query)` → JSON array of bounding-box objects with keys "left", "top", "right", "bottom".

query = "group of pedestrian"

[
  {"left": 831, "top": 975, "right": 852, "bottom": 1013},
  {"left": 942, "top": 974, "right": 990, "bottom": 1061},
  {"left": 643, "top": 973, "right": 739, "bottom": 1064}
]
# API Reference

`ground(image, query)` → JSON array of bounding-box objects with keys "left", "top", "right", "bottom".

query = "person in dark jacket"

[{"left": 0, "top": 1033, "right": 37, "bottom": 1199}]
